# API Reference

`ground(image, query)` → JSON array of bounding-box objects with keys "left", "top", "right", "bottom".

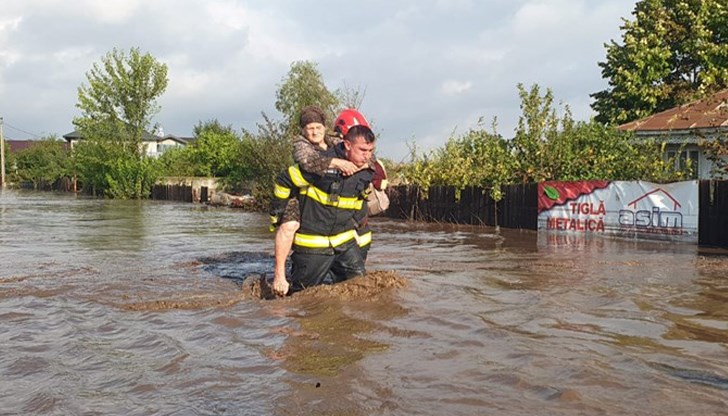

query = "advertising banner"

[{"left": 537, "top": 180, "right": 699, "bottom": 243}]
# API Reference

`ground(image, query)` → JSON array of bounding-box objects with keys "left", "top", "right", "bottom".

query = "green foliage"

[
  {"left": 630, "top": 140, "right": 693, "bottom": 181},
  {"left": 397, "top": 141, "right": 433, "bottom": 190},
  {"left": 10, "top": 136, "right": 71, "bottom": 189},
  {"left": 399, "top": 125, "right": 516, "bottom": 201},
  {"left": 698, "top": 131, "right": 728, "bottom": 177},
  {"left": 105, "top": 155, "right": 159, "bottom": 199},
  {"left": 511, "top": 83, "right": 562, "bottom": 183},
  {"left": 72, "top": 47, "right": 168, "bottom": 198},
  {"left": 238, "top": 114, "right": 293, "bottom": 208},
  {"left": 553, "top": 122, "right": 689, "bottom": 182},
  {"left": 549, "top": 121, "right": 638, "bottom": 180},
  {"left": 72, "top": 136, "right": 158, "bottom": 198},
  {"left": 188, "top": 119, "right": 242, "bottom": 178},
  {"left": 275, "top": 61, "right": 340, "bottom": 137},
  {"left": 512, "top": 84, "right": 687, "bottom": 183},
  {"left": 155, "top": 119, "right": 267, "bottom": 193},
  {"left": 60, "top": 57, "right": 363, "bottom": 202},
  {"left": 592, "top": 0, "right": 728, "bottom": 125},
  {"left": 71, "top": 137, "right": 118, "bottom": 196},
  {"left": 399, "top": 84, "right": 687, "bottom": 201},
  {"left": 155, "top": 146, "right": 197, "bottom": 177}
]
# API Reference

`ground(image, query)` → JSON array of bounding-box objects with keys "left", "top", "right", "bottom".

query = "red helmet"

[{"left": 334, "top": 108, "right": 370, "bottom": 137}]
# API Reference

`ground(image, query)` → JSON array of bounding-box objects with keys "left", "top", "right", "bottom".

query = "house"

[
  {"left": 62, "top": 129, "right": 193, "bottom": 157},
  {"left": 152, "top": 134, "right": 194, "bottom": 157},
  {"left": 618, "top": 89, "right": 728, "bottom": 179}
]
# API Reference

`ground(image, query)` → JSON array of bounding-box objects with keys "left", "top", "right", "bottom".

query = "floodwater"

[{"left": 1, "top": 190, "right": 728, "bottom": 416}]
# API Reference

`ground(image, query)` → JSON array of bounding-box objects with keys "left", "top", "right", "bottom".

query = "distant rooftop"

[
  {"left": 62, "top": 129, "right": 162, "bottom": 142},
  {"left": 619, "top": 89, "right": 728, "bottom": 132},
  {"left": 62, "top": 130, "right": 195, "bottom": 144},
  {"left": 6, "top": 139, "right": 69, "bottom": 152},
  {"left": 161, "top": 134, "right": 195, "bottom": 144}
]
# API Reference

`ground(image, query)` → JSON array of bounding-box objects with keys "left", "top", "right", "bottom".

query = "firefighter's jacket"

[{"left": 270, "top": 146, "right": 374, "bottom": 251}]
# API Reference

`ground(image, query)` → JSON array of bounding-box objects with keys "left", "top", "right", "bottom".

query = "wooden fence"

[
  {"left": 150, "top": 177, "right": 219, "bottom": 203},
  {"left": 385, "top": 184, "right": 538, "bottom": 230},
  {"left": 150, "top": 184, "right": 202, "bottom": 203},
  {"left": 699, "top": 180, "right": 728, "bottom": 248}
]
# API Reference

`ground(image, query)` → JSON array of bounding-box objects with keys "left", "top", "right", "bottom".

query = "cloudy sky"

[{"left": 1, "top": 0, "right": 638, "bottom": 161}]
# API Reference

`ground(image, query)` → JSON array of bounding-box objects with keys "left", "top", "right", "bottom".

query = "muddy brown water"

[{"left": 1, "top": 190, "right": 728, "bottom": 415}]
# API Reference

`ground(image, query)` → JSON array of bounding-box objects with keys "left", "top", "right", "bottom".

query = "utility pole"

[{"left": 0, "top": 117, "right": 5, "bottom": 190}]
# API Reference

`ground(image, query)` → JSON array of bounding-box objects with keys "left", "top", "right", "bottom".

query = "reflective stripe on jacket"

[{"left": 271, "top": 155, "right": 373, "bottom": 249}]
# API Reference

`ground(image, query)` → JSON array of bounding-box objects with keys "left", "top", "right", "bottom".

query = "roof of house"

[
  {"left": 618, "top": 89, "right": 728, "bottom": 132},
  {"left": 62, "top": 129, "right": 162, "bottom": 142},
  {"left": 6, "top": 140, "right": 35, "bottom": 153},
  {"left": 161, "top": 134, "right": 195, "bottom": 145},
  {"left": 5, "top": 139, "right": 69, "bottom": 152}
]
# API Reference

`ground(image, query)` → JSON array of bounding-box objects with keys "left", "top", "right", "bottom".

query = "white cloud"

[
  {"left": 0, "top": 16, "right": 22, "bottom": 35},
  {"left": 206, "top": 1, "right": 252, "bottom": 31},
  {"left": 513, "top": 0, "right": 575, "bottom": 33},
  {"left": 12, "top": 0, "right": 145, "bottom": 24},
  {"left": 78, "top": 0, "right": 145, "bottom": 24},
  {"left": 0, "top": 50, "right": 21, "bottom": 68},
  {"left": 0, "top": 16, "right": 23, "bottom": 64},
  {"left": 51, "top": 46, "right": 95, "bottom": 65},
  {"left": 436, "top": 0, "right": 473, "bottom": 12},
  {"left": 442, "top": 80, "right": 473, "bottom": 95},
  {"left": 167, "top": 70, "right": 216, "bottom": 98}
]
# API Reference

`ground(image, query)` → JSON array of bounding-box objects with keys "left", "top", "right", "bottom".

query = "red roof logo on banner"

[{"left": 627, "top": 188, "right": 682, "bottom": 210}]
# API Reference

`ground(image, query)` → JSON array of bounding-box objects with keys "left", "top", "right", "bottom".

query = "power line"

[{"left": 3, "top": 121, "right": 41, "bottom": 138}]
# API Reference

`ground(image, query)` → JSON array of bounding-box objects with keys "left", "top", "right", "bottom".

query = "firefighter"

[
  {"left": 271, "top": 106, "right": 360, "bottom": 290},
  {"left": 269, "top": 123, "right": 376, "bottom": 295}
]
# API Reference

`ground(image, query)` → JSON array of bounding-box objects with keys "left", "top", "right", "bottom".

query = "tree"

[
  {"left": 701, "top": 132, "right": 728, "bottom": 176},
  {"left": 238, "top": 113, "right": 293, "bottom": 208},
  {"left": 511, "top": 83, "right": 561, "bottom": 183},
  {"left": 72, "top": 136, "right": 161, "bottom": 198},
  {"left": 73, "top": 47, "right": 168, "bottom": 198},
  {"left": 592, "top": 0, "right": 728, "bottom": 125},
  {"left": 433, "top": 127, "right": 516, "bottom": 201},
  {"left": 156, "top": 146, "right": 196, "bottom": 178},
  {"left": 336, "top": 81, "right": 367, "bottom": 109},
  {"left": 188, "top": 119, "right": 242, "bottom": 178},
  {"left": 275, "top": 61, "right": 339, "bottom": 138},
  {"left": 11, "top": 136, "right": 71, "bottom": 189}
]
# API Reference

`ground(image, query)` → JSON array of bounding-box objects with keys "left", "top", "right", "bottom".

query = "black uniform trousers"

[{"left": 289, "top": 240, "right": 365, "bottom": 293}]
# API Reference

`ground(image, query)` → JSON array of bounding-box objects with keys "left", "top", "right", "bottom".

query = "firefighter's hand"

[{"left": 272, "top": 275, "right": 289, "bottom": 297}]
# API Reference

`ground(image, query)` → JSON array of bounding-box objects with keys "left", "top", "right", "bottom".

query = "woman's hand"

[{"left": 331, "top": 158, "right": 360, "bottom": 176}]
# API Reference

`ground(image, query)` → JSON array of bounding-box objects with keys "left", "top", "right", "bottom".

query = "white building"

[{"left": 63, "top": 130, "right": 194, "bottom": 157}]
